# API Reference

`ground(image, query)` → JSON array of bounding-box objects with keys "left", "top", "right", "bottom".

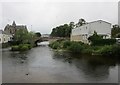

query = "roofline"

[
  {"left": 88, "top": 20, "right": 111, "bottom": 25},
  {"left": 73, "top": 20, "right": 111, "bottom": 29}
]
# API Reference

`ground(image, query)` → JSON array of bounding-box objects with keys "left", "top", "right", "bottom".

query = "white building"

[
  {"left": 71, "top": 20, "right": 111, "bottom": 43},
  {"left": 0, "top": 30, "right": 13, "bottom": 44}
]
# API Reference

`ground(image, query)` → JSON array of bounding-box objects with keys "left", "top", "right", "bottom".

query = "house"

[
  {"left": 71, "top": 20, "right": 111, "bottom": 43},
  {"left": 0, "top": 30, "right": 13, "bottom": 44},
  {"left": 4, "top": 21, "right": 28, "bottom": 35}
]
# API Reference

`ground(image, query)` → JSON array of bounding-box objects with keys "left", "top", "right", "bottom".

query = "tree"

[
  {"left": 35, "top": 32, "right": 41, "bottom": 37},
  {"left": 75, "top": 18, "right": 86, "bottom": 27},
  {"left": 116, "top": 33, "right": 120, "bottom": 38},
  {"left": 88, "top": 31, "right": 103, "bottom": 42},
  {"left": 111, "top": 24, "right": 120, "bottom": 38},
  {"left": 14, "top": 29, "right": 35, "bottom": 45},
  {"left": 50, "top": 24, "right": 72, "bottom": 37}
]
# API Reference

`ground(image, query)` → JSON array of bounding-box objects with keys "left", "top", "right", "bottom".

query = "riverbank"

[
  {"left": 2, "top": 41, "right": 119, "bottom": 83},
  {"left": 49, "top": 40, "right": 120, "bottom": 58}
]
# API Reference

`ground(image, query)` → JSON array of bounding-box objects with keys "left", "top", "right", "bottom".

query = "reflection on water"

[
  {"left": 53, "top": 51, "right": 119, "bottom": 81},
  {"left": 2, "top": 42, "right": 119, "bottom": 83}
]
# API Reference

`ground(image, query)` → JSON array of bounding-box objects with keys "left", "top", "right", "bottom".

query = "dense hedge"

[{"left": 91, "top": 39, "right": 116, "bottom": 46}]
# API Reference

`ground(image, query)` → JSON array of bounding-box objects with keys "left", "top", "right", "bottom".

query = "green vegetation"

[
  {"left": 88, "top": 31, "right": 116, "bottom": 46},
  {"left": 111, "top": 24, "right": 120, "bottom": 38},
  {"left": 50, "top": 24, "right": 72, "bottom": 37},
  {"left": 35, "top": 32, "right": 41, "bottom": 37},
  {"left": 11, "top": 44, "right": 32, "bottom": 51},
  {"left": 49, "top": 40, "right": 120, "bottom": 57},
  {"left": 50, "top": 18, "right": 86, "bottom": 37},
  {"left": 11, "top": 29, "right": 41, "bottom": 51},
  {"left": 13, "top": 29, "right": 36, "bottom": 45}
]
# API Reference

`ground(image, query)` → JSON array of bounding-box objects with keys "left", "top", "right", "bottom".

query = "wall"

[
  {"left": 0, "top": 34, "right": 12, "bottom": 44},
  {"left": 71, "top": 20, "right": 111, "bottom": 43}
]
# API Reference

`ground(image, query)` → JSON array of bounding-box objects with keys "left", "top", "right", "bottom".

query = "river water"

[{"left": 2, "top": 41, "right": 119, "bottom": 83}]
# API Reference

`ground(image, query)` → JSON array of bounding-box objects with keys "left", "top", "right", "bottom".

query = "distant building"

[
  {"left": 0, "top": 30, "right": 12, "bottom": 44},
  {"left": 71, "top": 20, "right": 111, "bottom": 43},
  {"left": 4, "top": 21, "right": 28, "bottom": 35}
]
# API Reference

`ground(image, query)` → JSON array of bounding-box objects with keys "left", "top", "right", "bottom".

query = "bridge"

[{"left": 34, "top": 37, "right": 67, "bottom": 46}]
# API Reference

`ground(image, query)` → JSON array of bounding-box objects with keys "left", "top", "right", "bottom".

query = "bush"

[
  {"left": 68, "top": 42, "right": 84, "bottom": 53},
  {"left": 49, "top": 41, "right": 60, "bottom": 49},
  {"left": 11, "top": 44, "right": 32, "bottom": 51},
  {"left": 19, "top": 45, "right": 29, "bottom": 51},
  {"left": 111, "top": 45, "right": 120, "bottom": 57},
  {"left": 91, "top": 39, "right": 116, "bottom": 46},
  {"left": 11, "top": 45, "right": 19, "bottom": 51},
  {"left": 93, "top": 45, "right": 120, "bottom": 57},
  {"left": 82, "top": 47, "right": 93, "bottom": 55},
  {"left": 62, "top": 40, "right": 71, "bottom": 49},
  {"left": 96, "top": 45, "right": 113, "bottom": 56}
]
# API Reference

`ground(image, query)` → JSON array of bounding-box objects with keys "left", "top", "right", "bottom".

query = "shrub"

[
  {"left": 63, "top": 40, "right": 71, "bottom": 49},
  {"left": 90, "top": 39, "right": 116, "bottom": 46},
  {"left": 11, "top": 45, "right": 19, "bottom": 51},
  {"left": 50, "top": 41, "right": 60, "bottom": 49},
  {"left": 19, "top": 45, "right": 29, "bottom": 51},
  {"left": 97, "top": 45, "right": 113, "bottom": 56},
  {"left": 68, "top": 42, "right": 84, "bottom": 53},
  {"left": 11, "top": 44, "right": 32, "bottom": 51},
  {"left": 111, "top": 45, "right": 120, "bottom": 57},
  {"left": 82, "top": 47, "right": 93, "bottom": 55}
]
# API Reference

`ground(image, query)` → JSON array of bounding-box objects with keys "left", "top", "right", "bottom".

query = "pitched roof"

[{"left": 0, "top": 30, "right": 12, "bottom": 35}]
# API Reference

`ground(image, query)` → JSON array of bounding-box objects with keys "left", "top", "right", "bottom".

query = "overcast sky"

[{"left": 0, "top": 0, "right": 119, "bottom": 34}]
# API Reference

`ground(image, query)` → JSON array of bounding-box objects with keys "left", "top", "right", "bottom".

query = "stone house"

[{"left": 4, "top": 21, "right": 28, "bottom": 35}]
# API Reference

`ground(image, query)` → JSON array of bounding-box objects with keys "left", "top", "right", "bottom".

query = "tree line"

[
  {"left": 50, "top": 18, "right": 86, "bottom": 37},
  {"left": 50, "top": 18, "right": 120, "bottom": 38}
]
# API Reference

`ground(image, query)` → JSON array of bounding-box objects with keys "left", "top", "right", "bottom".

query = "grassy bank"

[{"left": 49, "top": 40, "right": 120, "bottom": 57}]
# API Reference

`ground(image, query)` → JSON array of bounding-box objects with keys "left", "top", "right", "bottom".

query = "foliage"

[
  {"left": 68, "top": 42, "right": 84, "bottom": 53},
  {"left": 50, "top": 18, "right": 86, "bottom": 37},
  {"left": 11, "top": 44, "right": 32, "bottom": 51},
  {"left": 11, "top": 45, "right": 19, "bottom": 51},
  {"left": 88, "top": 31, "right": 116, "bottom": 46},
  {"left": 62, "top": 40, "right": 72, "bottom": 49},
  {"left": 51, "top": 24, "right": 72, "bottom": 37},
  {"left": 49, "top": 40, "right": 120, "bottom": 57},
  {"left": 75, "top": 18, "right": 86, "bottom": 27},
  {"left": 35, "top": 32, "right": 41, "bottom": 37},
  {"left": 111, "top": 24, "right": 120, "bottom": 38},
  {"left": 115, "top": 33, "right": 120, "bottom": 38},
  {"left": 93, "top": 45, "right": 120, "bottom": 57},
  {"left": 2, "top": 42, "right": 10, "bottom": 48},
  {"left": 13, "top": 29, "right": 36, "bottom": 46},
  {"left": 88, "top": 31, "right": 103, "bottom": 42},
  {"left": 91, "top": 39, "right": 116, "bottom": 46}
]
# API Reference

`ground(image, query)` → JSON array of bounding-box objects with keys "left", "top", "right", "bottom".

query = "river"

[{"left": 2, "top": 41, "right": 119, "bottom": 83}]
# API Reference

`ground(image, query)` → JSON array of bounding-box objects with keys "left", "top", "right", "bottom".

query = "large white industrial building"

[{"left": 71, "top": 20, "right": 111, "bottom": 43}]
